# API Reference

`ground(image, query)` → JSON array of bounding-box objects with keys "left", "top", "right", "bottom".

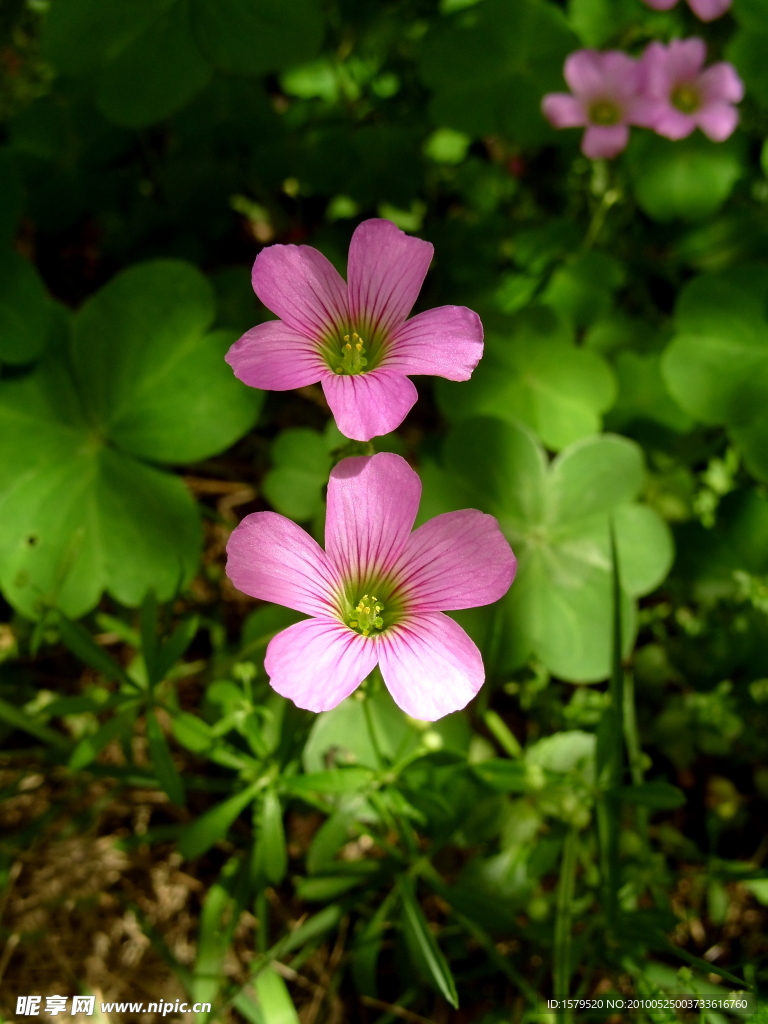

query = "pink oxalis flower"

[
  {"left": 226, "top": 453, "right": 516, "bottom": 721},
  {"left": 226, "top": 219, "right": 484, "bottom": 442},
  {"left": 541, "top": 50, "right": 656, "bottom": 159},
  {"left": 640, "top": 39, "right": 744, "bottom": 142},
  {"left": 640, "top": 0, "right": 732, "bottom": 22}
]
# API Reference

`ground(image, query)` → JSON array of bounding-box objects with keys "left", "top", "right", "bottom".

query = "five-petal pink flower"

[
  {"left": 641, "top": 0, "right": 732, "bottom": 21},
  {"left": 640, "top": 39, "right": 744, "bottom": 142},
  {"left": 226, "top": 453, "right": 516, "bottom": 721},
  {"left": 541, "top": 50, "right": 656, "bottom": 159},
  {"left": 226, "top": 219, "right": 484, "bottom": 442}
]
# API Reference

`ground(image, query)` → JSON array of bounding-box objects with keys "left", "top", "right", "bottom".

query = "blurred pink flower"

[
  {"left": 640, "top": 0, "right": 732, "bottom": 22},
  {"left": 226, "top": 219, "right": 483, "bottom": 442},
  {"left": 641, "top": 38, "right": 744, "bottom": 141},
  {"left": 226, "top": 453, "right": 516, "bottom": 721},
  {"left": 541, "top": 50, "right": 656, "bottom": 159}
]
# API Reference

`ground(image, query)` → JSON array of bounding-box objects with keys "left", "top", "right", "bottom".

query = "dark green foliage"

[{"left": 1, "top": 0, "right": 768, "bottom": 1019}]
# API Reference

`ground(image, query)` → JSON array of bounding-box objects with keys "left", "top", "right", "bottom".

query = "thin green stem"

[
  {"left": 362, "top": 692, "right": 385, "bottom": 769},
  {"left": 623, "top": 671, "right": 649, "bottom": 842},
  {"left": 554, "top": 827, "right": 578, "bottom": 1022}
]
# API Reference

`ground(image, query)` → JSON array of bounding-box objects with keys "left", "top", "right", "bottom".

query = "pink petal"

[
  {"left": 640, "top": 42, "right": 674, "bottom": 98},
  {"left": 378, "top": 612, "right": 484, "bottom": 721},
  {"left": 541, "top": 93, "right": 587, "bottom": 129},
  {"left": 699, "top": 62, "right": 744, "bottom": 104},
  {"left": 265, "top": 617, "right": 377, "bottom": 712},
  {"left": 581, "top": 124, "right": 629, "bottom": 159},
  {"left": 696, "top": 101, "right": 739, "bottom": 141},
  {"left": 226, "top": 320, "right": 326, "bottom": 390},
  {"left": 251, "top": 243, "right": 348, "bottom": 339},
  {"left": 322, "top": 369, "right": 418, "bottom": 441},
  {"left": 628, "top": 95, "right": 666, "bottom": 128},
  {"left": 390, "top": 510, "right": 516, "bottom": 611},
  {"left": 226, "top": 511, "right": 340, "bottom": 616},
  {"left": 347, "top": 219, "right": 433, "bottom": 337},
  {"left": 652, "top": 107, "right": 696, "bottom": 139},
  {"left": 642, "top": 0, "right": 678, "bottom": 8},
  {"left": 325, "top": 452, "right": 421, "bottom": 589},
  {"left": 688, "top": 0, "right": 732, "bottom": 19},
  {"left": 599, "top": 51, "right": 642, "bottom": 103},
  {"left": 563, "top": 50, "right": 607, "bottom": 99},
  {"left": 385, "top": 306, "right": 483, "bottom": 381},
  {"left": 664, "top": 38, "right": 706, "bottom": 83}
]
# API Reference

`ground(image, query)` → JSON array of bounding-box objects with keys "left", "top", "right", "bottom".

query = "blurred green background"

[{"left": 1, "top": 0, "right": 768, "bottom": 1021}]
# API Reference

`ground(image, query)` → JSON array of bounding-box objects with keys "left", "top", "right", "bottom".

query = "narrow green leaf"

[
  {"left": 69, "top": 706, "right": 139, "bottom": 771},
  {"left": 398, "top": 877, "right": 459, "bottom": 1009},
  {"left": 259, "top": 789, "right": 288, "bottom": 885},
  {"left": 282, "top": 768, "right": 375, "bottom": 795},
  {"left": 0, "top": 695, "right": 71, "bottom": 751},
  {"left": 351, "top": 887, "right": 400, "bottom": 997},
  {"left": 146, "top": 708, "right": 185, "bottom": 807},
  {"left": 619, "top": 781, "right": 685, "bottom": 810},
  {"left": 57, "top": 614, "right": 139, "bottom": 691},
  {"left": 155, "top": 615, "right": 199, "bottom": 683},
  {"left": 140, "top": 588, "right": 159, "bottom": 687},
  {"left": 179, "top": 781, "right": 260, "bottom": 860},
  {"left": 472, "top": 759, "right": 529, "bottom": 793},
  {"left": 483, "top": 709, "right": 522, "bottom": 758},
  {"left": 253, "top": 965, "right": 300, "bottom": 1024},
  {"left": 194, "top": 856, "right": 248, "bottom": 1010}
]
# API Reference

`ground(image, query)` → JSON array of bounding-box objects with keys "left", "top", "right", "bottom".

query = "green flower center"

[
  {"left": 671, "top": 84, "right": 700, "bottom": 115},
  {"left": 335, "top": 332, "right": 368, "bottom": 375},
  {"left": 348, "top": 594, "right": 385, "bottom": 637},
  {"left": 589, "top": 101, "right": 622, "bottom": 127}
]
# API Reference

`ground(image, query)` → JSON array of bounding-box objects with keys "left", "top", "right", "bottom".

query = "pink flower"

[
  {"left": 226, "top": 453, "right": 516, "bottom": 721},
  {"left": 641, "top": 39, "right": 744, "bottom": 142},
  {"left": 541, "top": 50, "right": 656, "bottom": 159},
  {"left": 226, "top": 219, "right": 483, "bottom": 442},
  {"left": 640, "top": 0, "right": 732, "bottom": 22}
]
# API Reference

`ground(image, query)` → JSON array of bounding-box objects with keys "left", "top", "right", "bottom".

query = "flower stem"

[
  {"left": 362, "top": 684, "right": 385, "bottom": 768},
  {"left": 553, "top": 826, "right": 578, "bottom": 1022}
]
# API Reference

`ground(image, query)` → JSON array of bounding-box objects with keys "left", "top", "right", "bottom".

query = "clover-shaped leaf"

[
  {"left": 420, "top": 417, "right": 673, "bottom": 682},
  {"left": 190, "top": 0, "right": 324, "bottom": 77},
  {"left": 662, "top": 265, "right": 768, "bottom": 479},
  {"left": 0, "top": 250, "right": 52, "bottom": 366},
  {"left": 435, "top": 306, "right": 615, "bottom": 451},
  {"left": 419, "top": 0, "right": 577, "bottom": 146},
  {"left": 628, "top": 134, "right": 743, "bottom": 223},
  {"left": 262, "top": 422, "right": 343, "bottom": 523},
  {"left": 0, "top": 260, "right": 262, "bottom": 618},
  {"left": 43, "top": 0, "right": 325, "bottom": 128},
  {"left": 44, "top": 0, "right": 211, "bottom": 128}
]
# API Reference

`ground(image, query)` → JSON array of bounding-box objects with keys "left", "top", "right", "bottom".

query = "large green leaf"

[
  {"left": 72, "top": 260, "right": 262, "bottom": 462},
  {"left": 97, "top": 1, "right": 211, "bottom": 127},
  {"left": 0, "top": 149, "right": 22, "bottom": 244},
  {"left": 190, "top": 0, "right": 324, "bottom": 76},
  {"left": 628, "top": 134, "right": 743, "bottom": 223},
  {"left": 423, "top": 418, "right": 673, "bottom": 682},
  {"left": 661, "top": 265, "right": 768, "bottom": 479},
  {"left": 43, "top": 0, "right": 211, "bottom": 127},
  {"left": 43, "top": 0, "right": 177, "bottom": 75},
  {"left": 0, "top": 442, "right": 201, "bottom": 619},
  {"left": 0, "top": 260, "right": 259, "bottom": 617},
  {"left": 420, "top": 0, "right": 577, "bottom": 145},
  {"left": 435, "top": 307, "right": 615, "bottom": 451},
  {"left": 727, "top": 21, "right": 768, "bottom": 106},
  {"left": 0, "top": 250, "right": 52, "bottom": 365}
]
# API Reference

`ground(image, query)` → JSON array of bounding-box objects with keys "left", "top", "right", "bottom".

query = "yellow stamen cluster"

[
  {"left": 335, "top": 332, "right": 368, "bottom": 375},
  {"left": 671, "top": 84, "right": 700, "bottom": 114},
  {"left": 348, "top": 594, "right": 384, "bottom": 637}
]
